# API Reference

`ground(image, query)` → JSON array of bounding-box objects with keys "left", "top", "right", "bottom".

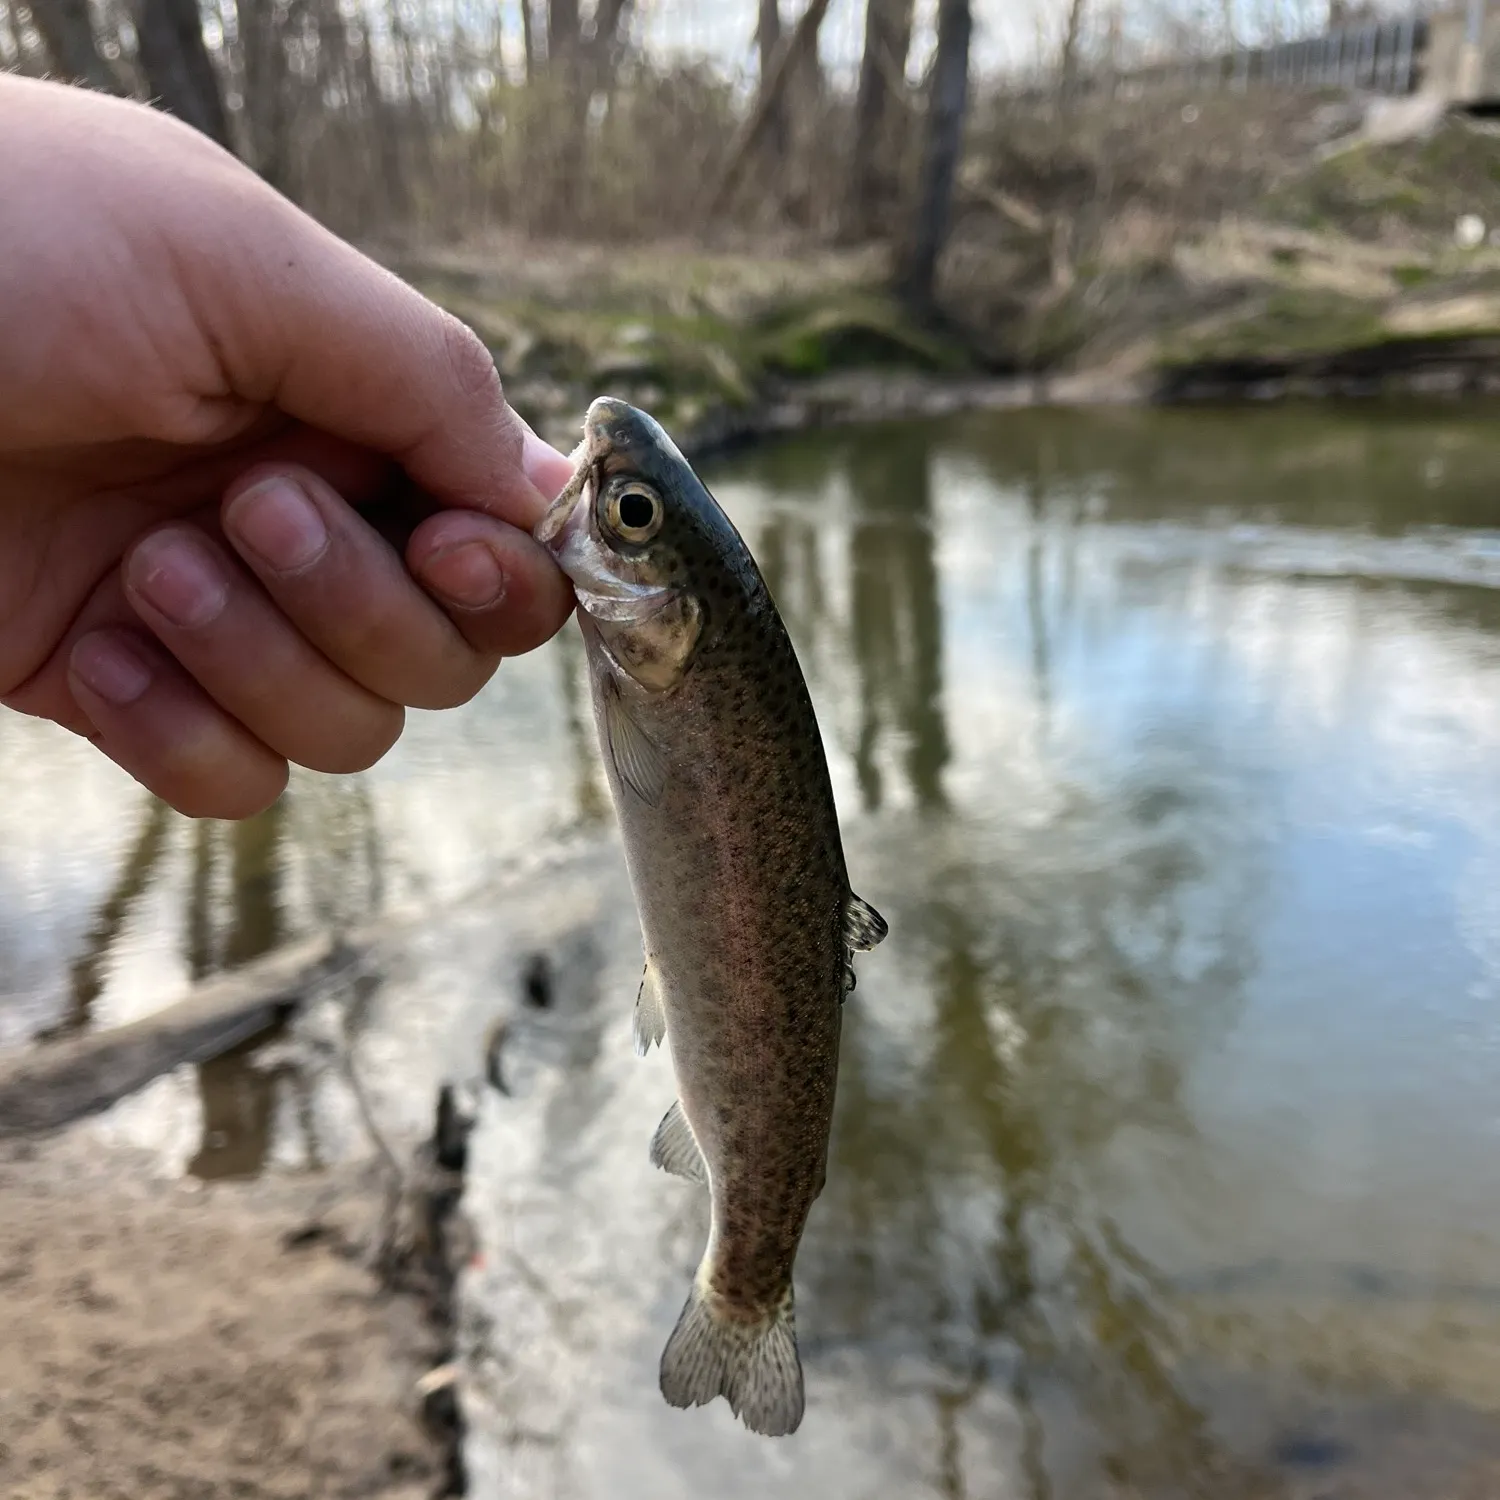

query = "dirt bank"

[
  {"left": 0, "top": 1123, "right": 448, "bottom": 1500},
  {"left": 377, "top": 107, "right": 1500, "bottom": 450}
]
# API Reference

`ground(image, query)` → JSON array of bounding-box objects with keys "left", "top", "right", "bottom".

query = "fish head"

[{"left": 534, "top": 397, "right": 761, "bottom": 693}]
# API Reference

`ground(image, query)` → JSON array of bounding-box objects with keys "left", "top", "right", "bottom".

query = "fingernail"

[
  {"left": 128, "top": 531, "right": 229, "bottom": 629},
  {"left": 521, "top": 422, "right": 576, "bottom": 498},
  {"left": 226, "top": 477, "right": 328, "bottom": 573},
  {"left": 421, "top": 542, "right": 506, "bottom": 609},
  {"left": 70, "top": 633, "right": 152, "bottom": 706}
]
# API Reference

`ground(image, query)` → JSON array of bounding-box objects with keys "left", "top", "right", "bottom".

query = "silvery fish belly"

[{"left": 534, "top": 397, "right": 888, "bottom": 1437}]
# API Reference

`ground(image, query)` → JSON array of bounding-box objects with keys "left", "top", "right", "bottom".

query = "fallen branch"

[
  {"left": 957, "top": 165, "right": 1047, "bottom": 234},
  {"left": 0, "top": 934, "right": 359, "bottom": 1140}
]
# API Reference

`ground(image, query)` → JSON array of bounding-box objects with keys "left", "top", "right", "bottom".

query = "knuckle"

[
  {"left": 408, "top": 660, "right": 494, "bottom": 711},
  {"left": 296, "top": 705, "right": 404, "bottom": 775},
  {"left": 326, "top": 612, "right": 478, "bottom": 707},
  {"left": 167, "top": 747, "right": 288, "bottom": 821}
]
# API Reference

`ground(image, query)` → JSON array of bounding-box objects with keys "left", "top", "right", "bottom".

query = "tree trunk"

[
  {"left": 520, "top": 0, "right": 536, "bottom": 81},
  {"left": 894, "top": 0, "right": 971, "bottom": 312},
  {"left": 843, "top": 0, "right": 916, "bottom": 241},
  {"left": 134, "top": 0, "right": 233, "bottom": 149},
  {"left": 547, "top": 0, "right": 579, "bottom": 62},
  {"left": 1058, "top": 0, "right": 1086, "bottom": 104},
  {"left": 237, "top": 0, "right": 293, "bottom": 188},
  {"left": 701, "top": 0, "right": 833, "bottom": 222},
  {"left": 537, "top": 0, "right": 632, "bottom": 230},
  {"left": 783, "top": 3, "right": 825, "bottom": 226},
  {"left": 28, "top": 0, "right": 124, "bottom": 91},
  {"left": 756, "top": 0, "right": 787, "bottom": 172},
  {"left": 588, "top": 0, "right": 630, "bottom": 58},
  {"left": 348, "top": 13, "right": 408, "bottom": 222}
]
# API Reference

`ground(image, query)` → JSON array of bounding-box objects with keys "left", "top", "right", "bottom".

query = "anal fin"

[
  {"left": 649, "top": 1099, "right": 707, "bottom": 1184},
  {"left": 844, "top": 891, "right": 888, "bottom": 952}
]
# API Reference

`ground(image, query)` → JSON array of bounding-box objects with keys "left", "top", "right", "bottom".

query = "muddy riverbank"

[{"left": 0, "top": 1132, "right": 442, "bottom": 1500}]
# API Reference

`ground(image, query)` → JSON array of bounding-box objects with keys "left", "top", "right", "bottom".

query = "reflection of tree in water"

[
  {"left": 37, "top": 795, "right": 173, "bottom": 1043},
  {"left": 807, "top": 765, "right": 1271, "bottom": 1500},
  {"left": 754, "top": 503, "right": 829, "bottom": 675},
  {"left": 846, "top": 428, "right": 950, "bottom": 814},
  {"left": 184, "top": 780, "right": 384, "bottom": 1180},
  {"left": 185, "top": 803, "right": 287, "bottom": 1180},
  {"left": 754, "top": 425, "right": 951, "bottom": 816},
  {"left": 959, "top": 404, "right": 1500, "bottom": 536},
  {"left": 556, "top": 626, "right": 611, "bottom": 828}
]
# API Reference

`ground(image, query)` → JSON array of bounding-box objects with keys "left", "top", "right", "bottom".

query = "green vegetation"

[
  {"left": 401, "top": 115, "right": 1500, "bottom": 431},
  {"left": 1163, "top": 289, "right": 1390, "bottom": 363},
  {"left": 412, "top": 258, "right": 976, "bottom": 444},
  {"left": 1265, "top": 126, "right": 1500, "bottom": 242}
]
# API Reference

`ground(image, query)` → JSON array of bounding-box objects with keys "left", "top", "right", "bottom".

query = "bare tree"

[
  {"left": 756, "top": 0, "right": 787, "bottom": 173},
  {"left": 784, "top": 0, "right": 826, "bottom": 225},
  {"left": 134, "top": 0, "right": 233, "bottom": 148},
  {"left": 589, "top": 0, "right": 631, "bottom": 57},
  {"left": 701, "top": 0, "right": 834, "bottom": 220},
  {"left": 237, "top": 0, "right": 294, "bottom": 188},
  {"left": 531, "top": 0, "right": 636, "bottom": 228},
  {"left": 895, "top": 0, "right": 971, "bottom": 311},
  {"left": 1059, "top": 0, "right": 1087, "bottom": 102},
  {"left": 520, "top": 0, "right": 537, "bottom": 80},
  {"left": 28, "top": 0, "right": 125, "bottom": 92},
  {"left": 548, "top": 0, "right": 579, "bottom": 61},
  {"left": 844, "top": 0, "right": 916, "bottom": 241}
]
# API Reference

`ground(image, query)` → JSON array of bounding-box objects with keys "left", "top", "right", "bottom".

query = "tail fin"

[{"left": 658, "top": 1281, "right": 804, "bottom": 1437}]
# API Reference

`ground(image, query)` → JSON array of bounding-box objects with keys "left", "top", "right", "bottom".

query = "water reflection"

[
  {"left": 846, "top": 428, "right": 950, "bottom": 813},
  {"left": 36, "top": 796, "right": 172, "bottom": 1044},
  {"left": 184, "top": 806, "right": 285, "bottom": 1180},
  {"left": 800, "top": 743, "right": 1264, "bottom": 1494},
  {"left": 8, "top": 403, "right": 1500, "bottom": 1493}
]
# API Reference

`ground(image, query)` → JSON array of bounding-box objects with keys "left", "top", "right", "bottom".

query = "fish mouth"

[{"left": 532, "top": 397, "right": 632, "bottom": 548}]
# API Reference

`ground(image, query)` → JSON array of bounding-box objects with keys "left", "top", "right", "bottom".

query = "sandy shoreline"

[{"left": 0, "top": 1127, "right": 449, "bottom": 1500}]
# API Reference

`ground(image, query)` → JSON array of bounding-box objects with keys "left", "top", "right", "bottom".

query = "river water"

[{"left": 5, "top": 402, "right": 1500, "bottom": 1496}]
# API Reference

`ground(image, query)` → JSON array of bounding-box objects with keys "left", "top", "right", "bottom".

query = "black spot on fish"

[
  {"left": 521, "top": 953, "right": 552, "bottom": 1009},
  {"left": 1273, "top": 1434, "right": 1350, "bottom": 1470}
]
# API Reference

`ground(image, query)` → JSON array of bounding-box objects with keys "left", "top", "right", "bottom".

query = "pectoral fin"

[
  {"left": 633, "top": 959, "right": 666, "bottom": 1056},
  {"left": 603, "top": 686, "right": 668, "bottom": 807},
  {"left": 843, "top": 892, "right": 888, "bottom": 952}
]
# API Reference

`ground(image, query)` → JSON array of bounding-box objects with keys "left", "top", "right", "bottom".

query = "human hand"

[{"left": 0, "top": 75, "right": 576, "bottom": 819}]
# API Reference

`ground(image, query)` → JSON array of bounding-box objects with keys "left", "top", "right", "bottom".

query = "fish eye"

[{"left": 606, "top": 483, "right": 663, "bottom": 543}]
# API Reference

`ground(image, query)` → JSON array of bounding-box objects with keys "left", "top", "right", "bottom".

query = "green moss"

[
  {"left": 421, "top": 276, "right": 971, "bottom": 442},
  {"left": 1392, "top": 263, "right": 1435, "bottom": 288},
  {"left": 751, "top": 292, "right": 971, "bottom": 376},
  {"left": 1162, "top": 288, "right": 1390, "bottom": 363},
  {"left": 1262, "top": 121, "right": 1500, "bottom": 242}
]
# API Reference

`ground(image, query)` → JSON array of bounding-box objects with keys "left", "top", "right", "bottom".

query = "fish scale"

[{"left": 535, "top": 395, "right": 887, "bottom": 1437}]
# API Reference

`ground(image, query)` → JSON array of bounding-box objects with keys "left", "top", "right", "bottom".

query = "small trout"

[{"left": 534, "top": 398, "right": 887, "bottom": 1436}]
